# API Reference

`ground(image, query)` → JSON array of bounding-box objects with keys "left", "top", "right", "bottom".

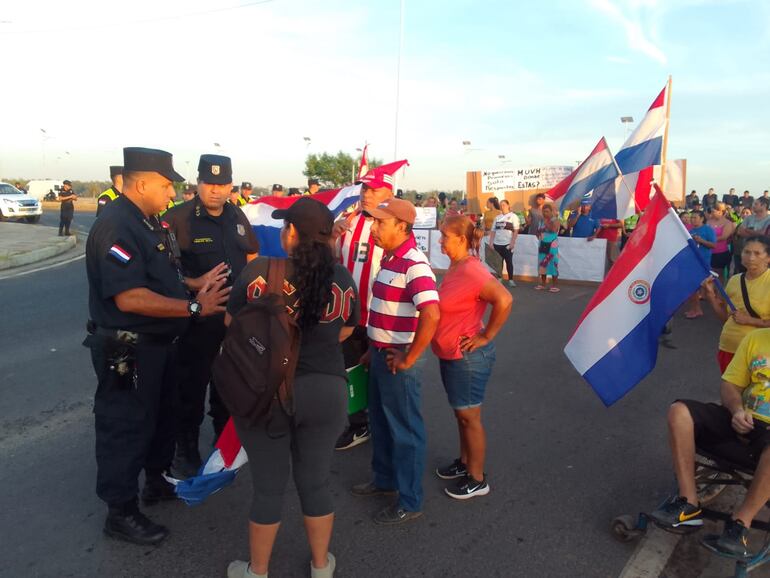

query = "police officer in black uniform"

[
  {"left": 96, "top": 166, "right": 124, "bottom": 216},
  {"left": 162, "top": 154, "right": 259, "bottom": 477},
  {"left": 58, "top": 180, "right": 77, "bottom": 235},
  {"left": 85, "top": 147, "right": 230, "bottom": 546}
]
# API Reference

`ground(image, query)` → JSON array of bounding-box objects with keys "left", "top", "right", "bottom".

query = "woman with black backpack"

[{"left": 224, "top": 197, "right": 359, "bottom": 578}]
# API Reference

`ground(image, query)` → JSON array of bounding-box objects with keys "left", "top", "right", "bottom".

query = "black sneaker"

[
  {"left": 335, "top": 426, "right": 370, "bottom": 451},
  {"left": 373, "top": 504, "right": 423, "bottom": 526},
  {"left": 435, "top": 458, "right": 467, "bottom": 480},
  {"left": 702, "top": 518, "right": 751, "bottom": 559},
  {"left": 445, "top": 475, "right": 490, "bottom": 500},
  {"left": 104, "top": 501, "right": 169, "bottom": 546},
  {"left": 649, "top": 496, "right": 704, "bottom": 528}
]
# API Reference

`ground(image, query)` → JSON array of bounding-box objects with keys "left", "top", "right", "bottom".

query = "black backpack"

[{"left": 213, "top": 258, "right": 301, "bottom": 425}]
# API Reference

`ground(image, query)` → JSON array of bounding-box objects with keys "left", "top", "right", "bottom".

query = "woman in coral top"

[{"left": 432, "top": 215, "right": 513, "bottom": 500}]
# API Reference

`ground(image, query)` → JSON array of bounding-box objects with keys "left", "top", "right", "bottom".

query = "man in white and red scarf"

[{"left": 332, "top": 159, "right": 409, "bottom": 450}]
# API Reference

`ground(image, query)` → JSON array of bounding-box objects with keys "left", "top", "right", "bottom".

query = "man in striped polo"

[
  {"left": 333, "top": 160, "right": 409, "bottom": 450},
  {"left": 351, "top": 198, "right": 440, "bottom": 525}
]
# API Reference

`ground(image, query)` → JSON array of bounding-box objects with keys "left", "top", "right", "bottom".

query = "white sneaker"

[
  {"left": 311, "top": 553, "right": 336, "bottom": 578},
  {"left": 508, "top": 279, "right": 517, "bottom": 287},
  {"left": 228, "top": 560, "right": 267, "bottom": 578}
]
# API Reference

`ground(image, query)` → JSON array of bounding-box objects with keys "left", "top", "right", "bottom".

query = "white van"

[{"left": 26, "top": 179, "right": 65, "bottom": 201}]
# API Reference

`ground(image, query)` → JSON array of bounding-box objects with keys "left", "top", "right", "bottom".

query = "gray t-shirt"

[{"left": 735, "top": 214, "right": 770, "bottom": 253}]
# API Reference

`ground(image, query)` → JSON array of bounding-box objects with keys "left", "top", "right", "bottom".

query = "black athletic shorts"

[{"left": 678, "top": 399, "right": 770, "bottom": 468}]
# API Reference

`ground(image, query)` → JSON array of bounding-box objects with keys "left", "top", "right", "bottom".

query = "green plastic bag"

[{"left": 346, "top": 364, "right": 369, "bottom": 415}]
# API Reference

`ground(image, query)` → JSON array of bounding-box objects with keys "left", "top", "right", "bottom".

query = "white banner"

[
  {"left": 481, "top": 165, "right": 573, "bottom": 194},
  {"left": 413, "top": 207, "right": 437, "bottom": 229},
  {"left": 413, "top": 230, "right": 430, "bottom": 255},
  {"left": 428, "top": 232, "right": 606, "bottom": 283}
]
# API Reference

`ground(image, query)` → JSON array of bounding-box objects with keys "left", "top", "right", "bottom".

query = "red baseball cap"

[{"left": 359, "top": 159, "right": 409, "bottom": 191}]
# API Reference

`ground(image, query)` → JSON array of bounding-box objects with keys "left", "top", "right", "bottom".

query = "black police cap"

[
  {"left": 109, "top": 165, "right": 123, "bottom": 178},
  {"left": 308, "top": 178, "right": 319, "bottom": 186},
  {"left": 272, "top": 183, "right": 284, "bottom": 192},
  {"left": 123, "top": 147, "right": 184, "bottom": 182},
  {"left": 241, "top": 181, "right": 252, "bottom": 189},
  {"left": 198, "top": 154, "right": 233, "bottom": 185}
]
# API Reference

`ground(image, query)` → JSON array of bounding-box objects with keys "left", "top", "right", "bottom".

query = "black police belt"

[{"left": 92, "top": 326, "right": 179, "bottom": 345}]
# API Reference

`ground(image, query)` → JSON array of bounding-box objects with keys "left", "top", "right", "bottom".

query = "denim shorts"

[{"left": 439, "top": 341, "right": 496, "bottom": 410}]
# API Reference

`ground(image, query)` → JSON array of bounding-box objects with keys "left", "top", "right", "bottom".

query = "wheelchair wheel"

[
  {"left": 695, "top": 459, "right": 730, "bottom": 505},
  {"left": 611, "top": 515, "right": 644, "bottom": 542}
]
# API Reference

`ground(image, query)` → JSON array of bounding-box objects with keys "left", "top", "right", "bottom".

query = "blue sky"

[{"left": 1, "top": 0, "right": 768, "bottom": 193}]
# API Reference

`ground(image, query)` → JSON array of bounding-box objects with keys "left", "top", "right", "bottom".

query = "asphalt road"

[{"left": 0, "top": 210, "right": 728, "bottom": 577}]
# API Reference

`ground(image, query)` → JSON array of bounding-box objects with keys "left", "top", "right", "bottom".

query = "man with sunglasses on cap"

[
  {"left": 97, "top": 166, "right": 123, "bottom": 217},
  {"left": 85, "top": 147, "right": 230, "bottom": 546},
  {"left": 162, "top": 155, "right": 260, "bottom": 478},
  {"left": 332, "top": 161, "right": 409, "bottom": 451}
]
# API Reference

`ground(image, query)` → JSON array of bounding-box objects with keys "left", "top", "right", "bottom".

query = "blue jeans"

[
  {"left": 439, "top": 341, "right": 496, "bottom": 410},
  {"left": 368, "top": 347, "right": 426, "bottom": 512}
]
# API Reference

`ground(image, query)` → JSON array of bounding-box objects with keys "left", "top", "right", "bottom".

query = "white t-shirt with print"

[{"left": 492, "top": 212, "right": 520, "bottom": 245}]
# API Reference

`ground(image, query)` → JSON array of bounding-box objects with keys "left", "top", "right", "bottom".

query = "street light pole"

[{"left": 393, "top": 0, "right": 405, "bottom": 161}]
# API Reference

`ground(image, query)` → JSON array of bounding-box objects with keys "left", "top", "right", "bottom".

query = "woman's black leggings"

[
  {"left": 234, "top": 373, "right": 348, "bottom": 524},
  {"left": 493, "top": 244, "right": 514, "bottom": 280}
]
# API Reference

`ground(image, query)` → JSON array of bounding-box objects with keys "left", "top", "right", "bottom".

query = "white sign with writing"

[
  {"left": 413, "top": 207, "right": 437, "bottom": 229},
  {"left": 414, "top": 230, "right": 430, "bottom": 255},
  {"left": 481, "top": 166, "right": 573, "bottom": 194},
  {"left": 428, "top": 232, "right": 606, "bottom": 282}
]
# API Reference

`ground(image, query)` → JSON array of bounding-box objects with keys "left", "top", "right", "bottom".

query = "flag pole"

[{"left": 659, "top": 75, "right": 672, "bottom": 191}]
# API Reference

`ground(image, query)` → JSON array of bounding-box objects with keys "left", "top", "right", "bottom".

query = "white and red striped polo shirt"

[
  {"left": 367, "top": 236, "right": 439, "bottom": 347},
  {"left": 338, "top": 210, "right": 384, "bottom": 327}
]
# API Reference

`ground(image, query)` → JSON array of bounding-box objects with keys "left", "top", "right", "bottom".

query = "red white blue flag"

[
  {"left": 615, "top": 83, "right": 668, "bottom": 175},
  {"left": 242, "top": 185, "right": 361, "bottom": 257},
  {"left": 564, "top": 189, "right": 711, "bottom": 406},
  {"left": 545, "top": 137, "right": 620, "bottom": 209}
]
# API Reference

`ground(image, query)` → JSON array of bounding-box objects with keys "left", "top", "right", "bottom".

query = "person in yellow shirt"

[
  {"left": 649, "top": 328, "right": 770, "bottom": 559},
  {"left": 703, "top": 235, "right": 770, "bottom": 373}
]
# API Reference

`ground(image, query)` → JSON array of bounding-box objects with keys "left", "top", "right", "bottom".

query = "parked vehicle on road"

[
  {"left": 26, "top": 179, "right": 64, "bottom": 201},
  {"left": 0, "top": 182, "right": 43, "bottom": 223}
]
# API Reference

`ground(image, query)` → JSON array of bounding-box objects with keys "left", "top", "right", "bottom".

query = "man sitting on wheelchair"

[{"left": 650, "top": 327, "right": 770, "bottom": 559}]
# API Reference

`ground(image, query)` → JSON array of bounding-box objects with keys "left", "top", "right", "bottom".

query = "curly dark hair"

[{"left": 291, "top": 238, "right": 335, "bottom": 330}]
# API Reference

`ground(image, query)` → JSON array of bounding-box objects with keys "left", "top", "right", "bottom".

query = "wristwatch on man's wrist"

[{"left": 187, "top": 299, "right": 202, "bottom": 319}]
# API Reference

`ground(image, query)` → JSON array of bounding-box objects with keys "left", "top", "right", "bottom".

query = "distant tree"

[{"left": 304, "top": 151, "right": 383, "bottom": 188}]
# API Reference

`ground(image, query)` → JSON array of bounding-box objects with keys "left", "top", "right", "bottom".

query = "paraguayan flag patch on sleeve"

[{"left": 108, "top": 244, "right": 132, "bottom": 264}]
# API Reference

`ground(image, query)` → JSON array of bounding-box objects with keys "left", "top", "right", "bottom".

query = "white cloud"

[{"left": 588, "top": 0, "right": 667, "bottom": 65}]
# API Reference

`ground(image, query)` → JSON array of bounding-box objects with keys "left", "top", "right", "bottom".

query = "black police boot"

[
  {"left": 172, "top": 429, "right": 202, "bottom": 479},
  {"left": 103, "top": 498, "right": 169, "bottom": 546},
  {"left": 141, "top": 471, "right": 177, "bottom": 506}
]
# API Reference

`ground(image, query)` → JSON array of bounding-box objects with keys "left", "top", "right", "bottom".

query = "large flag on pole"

[
  {"left": 615, "top": 82, "right": 669, "bottom": 174},
  {"left": 243, "top": 185, "right": 362, "bottom": 257},
  {"left": 588, "top": 174, "right": 638, "bottom": 220},
  {"left": 545, "top": 137, "right": 620, "bottom": 209},
  {"left": 564, "top": 187, "right": 712, "bottom": 406}
]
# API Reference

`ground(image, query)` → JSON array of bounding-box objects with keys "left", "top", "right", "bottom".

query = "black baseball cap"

[
  {"left": 272, "top": 197, "right": 333, "bottom": 240},
  {"left": 198, "top": 154, "right": 232, "bottom": 185},
  {"left": 124, "top": 147, "right": 184, "bottom": 182},
  {"left": 109, "top": 165, "right": 123, "bottom": 178}
]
